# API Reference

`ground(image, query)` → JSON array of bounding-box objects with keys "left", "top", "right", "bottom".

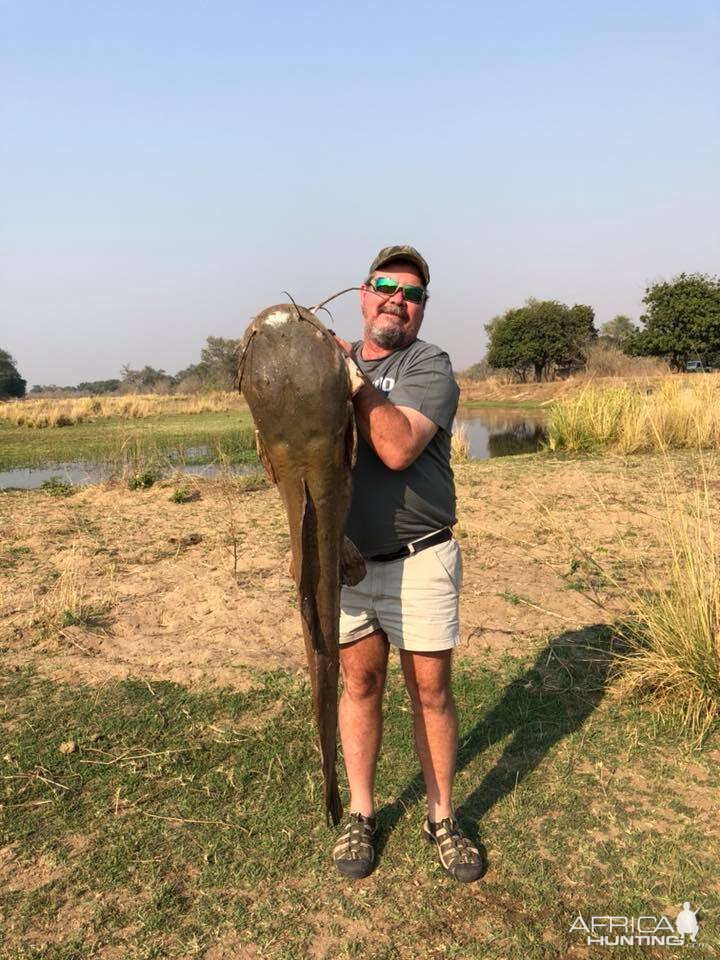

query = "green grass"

[
  {"left": 2, "top": 629, "right": 718, "bottom": 958},
  {"left": 0, "top": 411, "right": 257, "bottom": 471}
]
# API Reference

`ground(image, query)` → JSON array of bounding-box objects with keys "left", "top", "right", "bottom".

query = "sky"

[{"left": 2, "top": 0, "right": 719, "bottom": 387}]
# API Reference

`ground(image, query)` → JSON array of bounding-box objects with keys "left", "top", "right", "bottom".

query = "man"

[{"left": 332, "top": 245, "right": 483, "bottom": 883}]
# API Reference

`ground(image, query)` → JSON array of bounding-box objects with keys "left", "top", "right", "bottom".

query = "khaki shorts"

[{"left": 339, "top": 537, "right": 463, "bottom": 652}]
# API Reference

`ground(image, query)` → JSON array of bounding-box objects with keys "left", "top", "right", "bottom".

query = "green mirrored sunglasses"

[{"left": 370, "top": 277, "right": 426, "bottom": 304}]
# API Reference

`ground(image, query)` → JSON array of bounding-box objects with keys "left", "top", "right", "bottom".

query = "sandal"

[
  {"left": 333, "top": 812, "right": 377, "bottom": 879},
  {"left": 423, "top": 816, "right": 484, "bottom": 883}
]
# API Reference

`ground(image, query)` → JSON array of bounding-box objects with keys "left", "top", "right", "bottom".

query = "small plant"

[
  {"left": 451, "top": 421, "right": 472, "bottom": 462},
  {"left": 168, "top": 487, "right": 200, "bottom": 504},
  {"left": 40, "top": 475, "right": 75, "bottom": 497},
  {"left": 128, "top": 470, "right": 160, "bottom": 490},
  {"left": 60, "top": 608, "right": 83, "bottom": 627}
]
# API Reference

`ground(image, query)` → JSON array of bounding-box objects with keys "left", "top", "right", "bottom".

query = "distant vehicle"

[{"left": 686, "top": 360, "right": 707, "bottom": 373}]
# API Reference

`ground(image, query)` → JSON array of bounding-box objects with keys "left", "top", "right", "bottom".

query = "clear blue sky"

[{"left": 2, "top": 0, "right": 719, "bottom": 386}]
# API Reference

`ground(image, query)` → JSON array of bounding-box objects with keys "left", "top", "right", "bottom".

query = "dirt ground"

[{"left": 1, "top": 453, "right": 710, "bottom": 690}]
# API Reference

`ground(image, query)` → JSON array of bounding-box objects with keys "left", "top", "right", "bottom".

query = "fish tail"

[{"left": 323, "top": 755, "right": 343, "bottom": 826}]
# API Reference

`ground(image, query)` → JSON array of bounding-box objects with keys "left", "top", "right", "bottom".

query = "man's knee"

[
  {"left": 340, "top": 631, "right": 388, "bottom": 702},
  {"left": 341, "top": 664, "right": 386, "bottom": 702},
  {"left": 401, "top": 650, "right": 453, "bottom": 713},
  {"left": 408, "top": 678, "right": 453, "bottom": 714}
]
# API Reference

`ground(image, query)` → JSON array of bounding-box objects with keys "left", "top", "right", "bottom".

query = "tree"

[
  {"left": 119, "top": 365, "right": 175, "bottom": 393},
  {"left": 174, "top": 336, "right": 241, "bottom": 391},
  {"left": 486, "top": 299, "right": 597, "bottom": 382},
  {"left": 0, "top": 349, "right": 26, "bottom": 399},
  {"left": 76, "top": 379, "right": 121, "bottom": 394},
  {"left": 600, "top": 315, "right": 637, "bottom": 345},
  {"left": 624, "top": 273, "right": 720, "bottom": 371},
  {"left": 199, "top": 336, "right": 241, "bottom": 389}
]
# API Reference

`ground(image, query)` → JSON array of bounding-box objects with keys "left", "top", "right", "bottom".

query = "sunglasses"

[{"left": 370, "top": 277, "right": 426, "bottom": 304}]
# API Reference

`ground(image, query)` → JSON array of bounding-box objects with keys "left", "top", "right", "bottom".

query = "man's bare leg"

[
  {"left": 338, "top": 630, "right": 389, "bottom": 817},
  {"left": 399, "top": 649, "right": 457, "bottom": 822}
]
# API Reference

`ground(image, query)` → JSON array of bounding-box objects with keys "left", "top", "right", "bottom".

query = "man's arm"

[
  {"left": 353, "top": 384, "right": 438, "bottom": 471},
  {"left": 336, "top": 337, "right": 438, "bottom": 470}
]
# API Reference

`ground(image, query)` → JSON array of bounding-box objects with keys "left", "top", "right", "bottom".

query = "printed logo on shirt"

[{"left": 373, "top": 376, "right": 395, "bottom": 394}]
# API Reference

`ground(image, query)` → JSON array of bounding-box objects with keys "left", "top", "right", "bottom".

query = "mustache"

[{"left": 378, "top": 303, "right": 407, "bottom": 319}]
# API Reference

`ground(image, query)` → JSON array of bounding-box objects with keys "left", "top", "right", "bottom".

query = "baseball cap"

[{"left": 368, "top": 245, "right": 430, "bottom": 286}]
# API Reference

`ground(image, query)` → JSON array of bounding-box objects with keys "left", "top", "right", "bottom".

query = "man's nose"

[{"left": 386, "top": 287, "right": 405, "bottom": 303}]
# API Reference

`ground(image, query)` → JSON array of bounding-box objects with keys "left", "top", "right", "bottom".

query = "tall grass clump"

[
  {"left": 451, "top": 421, "right": 472, "bottom": 462},
  {"left": 617, "top": 474, "right": 720, "bottom": 743},
  {"left": 548, "top": 374, "right": 720, "bottom": 453},
  {"left": 546, "top": 385, "right": 641, "bottom": 452}
]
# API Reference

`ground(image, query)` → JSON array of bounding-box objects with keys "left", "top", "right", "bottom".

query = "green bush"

[
  {"left": 40, "top": 476, "right": 75, "bottom": 497},
  {"left": 168, "top": 487, "right": 200, "bottom": 504},
  {"left": 128, "top": 470, "right": 160, "bottom": 491}
]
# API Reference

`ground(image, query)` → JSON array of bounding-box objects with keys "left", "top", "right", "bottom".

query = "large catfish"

[{"left": 237, "top": 303, "right": 365, "bottom": 825}]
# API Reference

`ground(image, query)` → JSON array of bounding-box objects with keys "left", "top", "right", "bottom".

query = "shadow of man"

[{"left": 375, "top": 623, "right": 620, "bottom": 872}]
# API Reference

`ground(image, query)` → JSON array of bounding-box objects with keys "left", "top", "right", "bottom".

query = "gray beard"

[{"left": 368, "top": 323, "right": 411, "bottom": 349}]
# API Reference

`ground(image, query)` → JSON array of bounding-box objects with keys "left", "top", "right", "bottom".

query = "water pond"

[{"left": 0, "top": 408, "right": 546, "bottom": 490}]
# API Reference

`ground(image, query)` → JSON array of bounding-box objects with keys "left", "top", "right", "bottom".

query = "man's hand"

[{"left": 331, "top": 334, "right": 366, "bottom": 397}]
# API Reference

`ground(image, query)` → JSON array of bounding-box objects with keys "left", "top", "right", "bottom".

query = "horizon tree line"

[{"left": 4, "top": 272, "right": 720, "bottom": 398}]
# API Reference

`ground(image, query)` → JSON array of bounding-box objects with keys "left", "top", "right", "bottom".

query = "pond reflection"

[{"left": 455, "top": 407, "right": 547, "bottom": 459}]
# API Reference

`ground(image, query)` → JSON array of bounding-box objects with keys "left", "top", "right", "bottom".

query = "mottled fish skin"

[{"left": 238, "top": 303, "right": 364, "bottom": 826}]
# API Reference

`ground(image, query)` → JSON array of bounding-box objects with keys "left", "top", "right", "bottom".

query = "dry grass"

[
  {"left": 617, "top": 467, "right": 720, "bottom": 743},
  {"left": 547, "top": 375, "right": 720, "bottom": 453},
  {"left": 582, "top": 342, "right": 669, "bottom": 378},
  {"left": 451, "top": 420, "right": 472, "bottom": 462},
  {"left": 32, "top": 545, "right": 115, "bottom": 635},
  {"left": 0, "top": 392, "right": 244, "bottom": 428}
]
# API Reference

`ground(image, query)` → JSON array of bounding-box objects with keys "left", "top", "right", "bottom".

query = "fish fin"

[
  {"left": 325, "top": 773, "right": 343, "bottom": 827},
  {"left": 255, "top": 431, "right": 277, "bottom": 484},
  {"left": 236, "top": 324, "right": 257, "bottom": 394},
  {"left": 299, "top": 481, "right": 323, "bottom": 654},
  {"left": 341, "top": 537, "right": 366, "bottom": 587},
  {"left": 344, "top": 411, "right": 357, "bottom": 468}
]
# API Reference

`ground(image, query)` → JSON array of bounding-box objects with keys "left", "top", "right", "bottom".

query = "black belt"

[{"left": 368, "top": 528, "right": 452, "bottom": 563}]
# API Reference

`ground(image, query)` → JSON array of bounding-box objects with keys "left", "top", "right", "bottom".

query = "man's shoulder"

[{"left": 401, "top": 339, "right": 454, "bottom": 372}]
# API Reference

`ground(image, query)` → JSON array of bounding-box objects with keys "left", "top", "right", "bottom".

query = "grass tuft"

[
  {"left": 39, "top": 476, "right": 75, "bottom": 497},
  {"left": 451, "top": 420, "right": 472, "bottom": 462},
  {"left": 617, "top": 469, "right": 720, "bottom": 743},
  {"left": 32, "top": 546, "right": 115, "bottom": 635},
  {"left": 547, "top": 375, "right": 720, "bottom": 453},
  {"left": 168, "top": 486, "right": 201, "bottom": 504},
  {"left": 127, "top": 469, "right": 161, "bottom": 491}
]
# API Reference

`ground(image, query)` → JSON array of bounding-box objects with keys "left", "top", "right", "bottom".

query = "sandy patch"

[{"left": 1, "top": 454, "right": 718, "bottom": 691}]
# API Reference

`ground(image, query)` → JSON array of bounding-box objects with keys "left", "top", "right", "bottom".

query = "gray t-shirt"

[{"left": 346, "top": 338, "right": 460, "bottom": 557}]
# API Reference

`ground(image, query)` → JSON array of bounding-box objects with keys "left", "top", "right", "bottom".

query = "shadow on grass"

[{"left": 375, "top": 623, "right": 620, "bottom": 870}]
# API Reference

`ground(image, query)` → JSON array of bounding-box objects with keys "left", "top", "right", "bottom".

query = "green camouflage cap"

[{"left": 368, "top": 245, "right": 430, "bottom": 286}]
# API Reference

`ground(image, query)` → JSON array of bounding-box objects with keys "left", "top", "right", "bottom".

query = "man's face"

[{"left": 359, "top": 260, "right": 426, "bottom": 350}]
